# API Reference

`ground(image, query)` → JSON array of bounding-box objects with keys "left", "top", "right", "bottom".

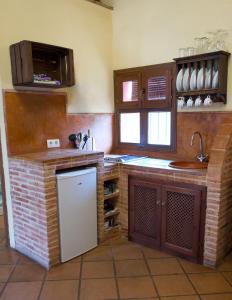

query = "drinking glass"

[
  {"left": 178, "top": 48, "right": 188, "bottom": 57},
  {"left": 187, "top": 47, "right": 196, "bottom": 56}
]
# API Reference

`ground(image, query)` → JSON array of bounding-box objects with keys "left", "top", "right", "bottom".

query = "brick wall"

[
  {"left": 9, "top": 152, "right": 104, "bottom": 269},
  {"left": 100, "top": 163, "right": 121, "bottom": 242},
  {"left": 117, "top": 126, "right": 232, "bottom": 268},
  {"left": 9, "top": 135, "right": 232, "bottom": 269},
  {"left": 204, "top": 122, "right": 232, "bottom": 267}
]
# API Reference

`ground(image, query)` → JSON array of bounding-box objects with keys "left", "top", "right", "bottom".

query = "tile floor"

[{"left": 0, "top": 237, "right": 232, "bottom": 299}]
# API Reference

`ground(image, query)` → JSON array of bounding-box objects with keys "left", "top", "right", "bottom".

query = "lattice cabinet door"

[
  {"left": 161, "top": 184, "right": 204, "bottom": 260},
  {"left": 129, "top": 177, "right": 162, "bottom": 248}
]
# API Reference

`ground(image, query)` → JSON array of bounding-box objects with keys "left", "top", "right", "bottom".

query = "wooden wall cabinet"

[
  {"left": 129, "top": 176, "right": 206, "bottom": 262},
  {"left": 10, "top": 40, "right": 75, "bottom": 88},
  {"left": 114, "top": 63, "right": 173, "bottom": 109},
  {"left": 174, "top": 51, "right": 230, "bottom": 104}
]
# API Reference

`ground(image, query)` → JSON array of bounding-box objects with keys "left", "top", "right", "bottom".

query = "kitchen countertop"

[
  {"left": 10, "top": 149, "right": 104, "bottom": 163},
  {"left": 122, "top": 157, "right": 208, "bottom": 176},
  {"left": 10, "top": 150, "right": 207, "bottom": 177}
]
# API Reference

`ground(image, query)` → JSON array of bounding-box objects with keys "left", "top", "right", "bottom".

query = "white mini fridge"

[{"left": 56, "top": 167, "right": 97, "bottom": 262}]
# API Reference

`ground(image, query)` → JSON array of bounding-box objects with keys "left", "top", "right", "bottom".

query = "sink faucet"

[{"left": 190, "top": 131, "right": 209, "bottom": 163}]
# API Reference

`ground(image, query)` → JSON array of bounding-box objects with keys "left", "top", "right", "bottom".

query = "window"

[
  {"left": 120, "top": 113, "right": 140, "bottom": 143},
  {"left": 122, "top": 80, "right": 138, "bottom": 102},
  {"left": 148, "top": 112, "right": 171, "bottom": 145},
  {"left": 114, "top": 63, "right": 176, "bottom": 151}
]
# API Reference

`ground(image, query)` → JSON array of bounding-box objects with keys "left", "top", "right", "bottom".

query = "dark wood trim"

[
  {"left": 10, "top": 40, "right": 75, "bottom": 89},
  {"left": 85, "top": 0, "right": 113, "bottom": 10},
  {"left": 114, "top": 70, "right": 141, "bottom": 110},
  {"left": 174, "top": 50, "right": 230, "bottom": 104},
  {"left": 173, "top": 50, "right": 230, "bottom": 63},
  {"left": 128, "top": 175, "right": 206, "bottom": 263},
  {"left": 114, "top": 62, "right": 176, "bottom": 152},
  {"left": 161, "top": 184, "right": 202, "bottom": 259},
  {"left": 114, "top": 62, "right": 176, "bottom": 74},
  {"left": 128, "top": 176, "right": 162, "bottom": 248}
]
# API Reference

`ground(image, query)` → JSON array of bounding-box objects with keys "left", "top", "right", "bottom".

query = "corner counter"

[
  {"left": 9, "top": 149, "right": 104, "bottom": 269},
  {"left": 118, "top": 157, "right": 207, "bottom": 249}
]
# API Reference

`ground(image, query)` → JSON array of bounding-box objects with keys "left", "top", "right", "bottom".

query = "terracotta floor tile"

[
  {"left": 0, "top": 249, "right": 19, "bottom": 265},
  {"left": 0, "top": 282, "right": 5, "bottom": 293},
  {"left": 189, "top": 273, "right": 232, "bottom": 294},
  {"left": 68, "top": 255, "right": 82, "bottom": 263},
  {"left": 80, "top": 278, "right": 117, "bottom": 300},
  {"left": 125, "top": 298, "right": 157, "bottom": 300},
  {"left": 223, "top": 272, "right": 232, "bottom": 284},
  {"left": 110, "top": 237, "right": 133, "bottom": 246},
  {"left": 153, "top": 274, "right": 196, "bottom": 297},
  {"left": 200, "top": 294, "right": 232, "bottom": 300},
  {"left": 0, "top": 265, "right": 14, "bottom": 281},
  {"left": 115, "top": 259, "right": 149, "bottom": 277},
  {"left": 46, "top": 262, "right": 80, "bottom": 280},
  {"left": 18, "top": 255, "right": 37, "bottom": 265},
  {"left": 1, "top": 281, "right": 42, "bottom": 300},
  {"left": 141, "top": 246, "right": 172, "bottom": 259},
  {"left": 40, "top": 280, "right": 78, "bottom": 300},
  {"left": 82, "top": 261, "right": 114, "bottom": 278},
  {"left": 161, "top": 296, "right": 200, "bottom": 300},
  {"left": 118, "top": 276, "right": 157, "bottom": 299},
  {"left": 218, "top": 259, "right": 232, "bottom": 271},
  {"left": 0, "top": 242, "right": 8, "bottom": 251},
  {"left": 83, "top": 246, "right": 112, "bottom": 261},
  {"left": 179, "top": 259, "right": 216, "bottom": 273},
  {"left": 112, "top": 244, "right": 143, "bottom": 260},
  {"left": 9, "top": 264, "right": 45, "bottom": 282},
  {"left": 147, "top": 258, "right": 183, "bottom": 275}
]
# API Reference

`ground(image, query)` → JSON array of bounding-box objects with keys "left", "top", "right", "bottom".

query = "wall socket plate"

[{"left": 47, "top": 139, "right": 60, "bottom": 148}]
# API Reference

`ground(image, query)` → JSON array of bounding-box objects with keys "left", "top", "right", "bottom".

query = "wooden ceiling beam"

[{"left": 85, "top": 0, "right": 113, "bottom": 10}]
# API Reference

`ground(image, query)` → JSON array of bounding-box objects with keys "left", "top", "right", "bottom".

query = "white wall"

[
  {"left": 0, "top": 0, "right": 114, "bottom": 113},
  {"left": 0, "top": 0, "right": 114, "bottom": 246},
  {"left": 112, "top": 0, "right": 232, "bottom": 111}
]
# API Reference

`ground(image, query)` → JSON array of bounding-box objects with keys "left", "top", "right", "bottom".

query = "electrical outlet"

[{"left": 47, "top": 139, "right": 60, "bottom": 148}]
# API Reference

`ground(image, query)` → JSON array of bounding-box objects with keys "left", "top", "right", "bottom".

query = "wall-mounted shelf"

[
  {"left": 10, "top": 40, "right": 75, "bottom": 89},
  {"left": 174, "top": 51, "right": 230, "bottom": 104}
]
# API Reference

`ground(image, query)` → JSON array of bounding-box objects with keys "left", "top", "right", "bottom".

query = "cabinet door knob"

[
  {"left": 156, "top": 200, "right": 160, "bottom": 206},
  {"left": 161, "top": 201, "right": 166, "bottom": 206}
]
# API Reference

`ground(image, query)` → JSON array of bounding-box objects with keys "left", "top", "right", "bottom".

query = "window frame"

[{"left": 114, "top": 62, "right": 176, "bottom": 152}]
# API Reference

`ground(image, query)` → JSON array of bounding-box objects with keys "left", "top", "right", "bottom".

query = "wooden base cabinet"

[{"left": 129, "top": 176, "right": 206, "bottom": 263}]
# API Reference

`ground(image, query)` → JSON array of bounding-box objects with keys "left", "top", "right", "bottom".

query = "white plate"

[
  {"left": 205, "top": 69, "right": 212, "bottom": 89},
  {"left": 176, "top": 69, "right": 184, "bottom": 92},
  {"left": 190, "top": 69, "right": 197, "bottom": 90},
  {"left": 183, "top": 68, "right": 190, "bottom": 91},
  {"left": 212, "top": 70, "right": 219, "bottom": 88},
  {"left": 197, "top": 68, "right": 204, "bottom": 90}
]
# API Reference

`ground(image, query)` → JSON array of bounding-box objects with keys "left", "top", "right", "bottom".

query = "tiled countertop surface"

[
  {"left": 122, "top": 157, "right": 208, "bottom": 176},
  {"left": 10, "top": 149, "right": 104, "bottom": 163},
  {"left": 10, "top": 150, "right": 207, "bottom": 177}
]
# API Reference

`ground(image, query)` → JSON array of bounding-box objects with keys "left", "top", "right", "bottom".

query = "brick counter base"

[{"left": 9, "top": 153, "right": 104, "bottom": 269}]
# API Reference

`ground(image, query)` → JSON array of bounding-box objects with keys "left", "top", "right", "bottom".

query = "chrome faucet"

[{"left": 190, "top": 131, "right": 209, "bottom": 163}]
